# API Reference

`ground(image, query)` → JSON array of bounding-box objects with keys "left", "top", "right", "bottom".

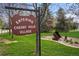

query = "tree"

[
  {"left": 67, "top": 3, "right": 79, "bottom": 30},
  {"left": 0, "top": 3, "right": 53, "bottom": 32},
  {"left": 33, "top": 3, "right": 53, "bottom": 32},
  {"left": 0, "top": 19, "right": 3, "bottom": 29},
  {"left": 68, "top": 3, "right": 79, "bottom": 16},
  {"left": 40, "top": 3, "right": 53, "bottom": 32},
  {"left": 56, "top": 8, "right": 67, "bottom": 32},
  {"left": 56, "top": 7, "right": 77, "bottom": 32}
]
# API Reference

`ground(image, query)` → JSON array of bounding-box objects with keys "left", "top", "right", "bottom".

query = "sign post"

[
  {"left": 5, "top": 6, "right": 41, "bottom": 56},
  {"left": 36, "top": 7, "right": 41, "bottom": 56}
]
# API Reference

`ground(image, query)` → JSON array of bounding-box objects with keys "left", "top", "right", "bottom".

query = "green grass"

[
  {"left": 41, "top": 31, "right": 79, "bottom": 38},
  {"left": 41, "top": 40, "right": 79, "bottom": 56},
  {"left": 0, "top": 31, "right": 79, "bottom": 56},
  {"left": 0, "top": 33, "right": 36, "bottom": 56},
  {"left": 60, "top": 31, "right": 79, "bottom": 38}
]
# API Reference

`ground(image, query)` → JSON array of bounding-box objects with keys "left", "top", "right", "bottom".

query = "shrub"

[{"left": 74, "top": 42, "right": 79, "bottom": 44}]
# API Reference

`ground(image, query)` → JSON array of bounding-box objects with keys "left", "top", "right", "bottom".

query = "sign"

[
  {"left": 5, "top": 6, "right": 41, "bottom": 56},
  {"left": 11, "top": 14, "right": 36, "bottom": 35}
]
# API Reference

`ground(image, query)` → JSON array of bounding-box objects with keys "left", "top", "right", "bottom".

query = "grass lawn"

[
  {"left": 60, "top": 31, "right": 79, "bottom": 38},
  {"left": 0, "top": 31, "right": 79, "bottom": 56}
]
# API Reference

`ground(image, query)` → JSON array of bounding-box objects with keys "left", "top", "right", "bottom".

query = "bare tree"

[
  {"left": 68, "top": 3, "right": 79, "bottom": 16},
  {"left": 33, "top": 3, "right": 52, "bottom": 32}
]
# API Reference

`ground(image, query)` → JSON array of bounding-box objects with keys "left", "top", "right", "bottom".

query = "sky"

[
  {"left": 49, "top": 3, "right": 79, "bottom": 23},
  {"left": 0, "top": 3, "right": 79, "bottom": 23},
  {"left": 0, "top": 3, "right": 73, "bottom": 16},
  {"left": 49, "top": 3, "right": 71, "bottom": 15}
]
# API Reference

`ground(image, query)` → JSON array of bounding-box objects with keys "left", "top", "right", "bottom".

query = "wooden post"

[
  {"left": 36, "top": 6, "right": 41, "bottom": 56},
  {"left": 8, "top": 3, "right": 11, "bottom": 35},
  {"left": 8, "top": 8, "right": 14, "bottom": 39},
  {"left": 9, "top": 10, "right": 11, "bottom": 35}
]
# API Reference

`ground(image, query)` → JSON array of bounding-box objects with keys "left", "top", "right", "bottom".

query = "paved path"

[{"left": 41, "top": 36, "right": 79, "bottom": 48}]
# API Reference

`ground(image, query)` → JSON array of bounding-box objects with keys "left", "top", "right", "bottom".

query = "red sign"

[{"left": 11, "top": 14, "right": 36, "bottom": 35}]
